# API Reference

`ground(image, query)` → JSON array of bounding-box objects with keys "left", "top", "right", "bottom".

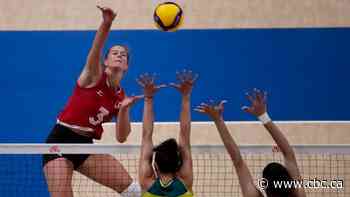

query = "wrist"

[
  {"left": 119, "top": 105, "right": 129, "bottom": 111},
  {"left": 182, "top": 94, "right": 191, "bottom": 100},
  {"left": 213, "top": 116, "right": 224, "bottom": 122},
  {"left": 258, "top": 112, "right": 271, "bottom": 124},
  {"left": 102, "top": 20, "right": 112, "bottom": 27},
  {"left": 144, "top": 96, "right": 153, "bottom": 102}
]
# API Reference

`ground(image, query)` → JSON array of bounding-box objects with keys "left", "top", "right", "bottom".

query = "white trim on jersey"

[{"left": 57, "top": 119, "right": 94, "bottom": 132}]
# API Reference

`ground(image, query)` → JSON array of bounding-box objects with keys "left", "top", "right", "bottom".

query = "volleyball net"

[{"left": 0, "top": 144, "right": 348, "bottom": 197}]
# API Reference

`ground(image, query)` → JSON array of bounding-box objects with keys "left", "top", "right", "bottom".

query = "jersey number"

[{"left": 89, "top": 107, "right": 109, "bottom": 126}]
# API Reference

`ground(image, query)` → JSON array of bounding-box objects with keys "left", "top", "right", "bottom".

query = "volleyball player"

[
  {"left": 195, "top": 89, "right": 306, "bottom": 197},
  {"left": 42, "top": 6, "right": 141, "bottom": 197},
  {"left": 137, "top": 71, "right": 197, "bottom": 197}
]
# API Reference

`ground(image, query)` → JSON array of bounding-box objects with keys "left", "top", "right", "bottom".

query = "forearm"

[
  {"left": 86, "top": 21, "right": 112, "bottom": 68},
  {"left": 179, "top": 95, "right": 191, "bottom": 147},
  {"left": 213, "top": 117, "right": 261, "bottom": 195},
  {"left": 263, "top": 121, "right": 295, "bottom": 158},
  {"left": 139, "top": 98, "right": 155, "bottom": 184},
  {"left": 116, "top": 107, "right": 131, "bottom": 142},
  {"left": 142, "top": 98, "right": 154, "bottom": 140},
  {"left": 213, "top": 118, "right": 243, "bottom": 166}
]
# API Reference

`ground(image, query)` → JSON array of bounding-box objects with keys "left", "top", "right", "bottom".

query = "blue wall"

[{"left": 0, "top": 28, "right": 349, "bottom": 142}]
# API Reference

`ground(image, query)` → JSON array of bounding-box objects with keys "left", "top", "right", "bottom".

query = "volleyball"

[{"left": 153, "top": 2, "right": 183, "bottom": 32}]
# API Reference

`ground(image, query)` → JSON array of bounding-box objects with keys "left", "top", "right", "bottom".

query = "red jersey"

[{"left": 58, "top": 72, "right": 125, "bottom": 139}]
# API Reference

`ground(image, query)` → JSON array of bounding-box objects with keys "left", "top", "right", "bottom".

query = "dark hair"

[
  {"left": 153, "top": 138, "right": 183, "bottom": 174},
  {"left": 263, "top": 162, "right": 293, "bottom": 196},
  {"left": 104, "top": 45, "right": 130, "bottom": 63}
]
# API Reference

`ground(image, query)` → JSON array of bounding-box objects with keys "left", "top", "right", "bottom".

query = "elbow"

[
  {"left": 229, "top": 151, "right": 244, "bottom": 168},
  {"left": 115, "top": 125, "right": 131, "bottom": 143},
  {"left": 116, "top": 135, "right": 127, "bottom": 143},
  {"left": 285, "top": 150, "right": 297, "bottom": 161},
  {"left": 234, "top": 157, "right": 244, "bottom": 168},
  {"left": 115, "top": 130, "right": 129, "bottom": 143}
]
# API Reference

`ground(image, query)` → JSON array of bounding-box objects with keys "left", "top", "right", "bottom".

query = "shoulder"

[
  {"left": 77, "top": 71, "right": 106, "bottom": 89},
  {"left": 77, "top": 64, "right": 104, "bottom": 88},
  {"left": 175, "top": 177, "right": 193, "bottom": 194},
  {"left": 141, "top": 179, "right": 157, "bottom": 195}
]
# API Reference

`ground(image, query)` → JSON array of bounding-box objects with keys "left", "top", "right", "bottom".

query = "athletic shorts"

[{"left": 42, "top": 124, "right": 93, "bottom": 170}]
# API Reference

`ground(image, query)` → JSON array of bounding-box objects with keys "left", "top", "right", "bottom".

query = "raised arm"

[
  {"left": 242, "top": 89, "right": 306, "bottom": 197},
  {"left": 78, "top": 6, "right": 116, "bottom": 88},
  {"left": 169, "top": 70, "right": 198, "bottom": 190},
  {"left": 115, "top": 95, "right": 143, "bottom": 143},
  {"left": 137, "top": 74, "right": 166, "bottom": 190},
  {"left": 195, "top": 101, "right": 263, "bottom": 197}
]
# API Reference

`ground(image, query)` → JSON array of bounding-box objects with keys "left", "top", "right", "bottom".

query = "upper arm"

[
  {"left": 77, "top": 63, "right": 103, "bottom": 88},
  {"left": 139, "top": 132, "right": 155, "bottom": 189},
  {"left": 78, "top": 20, "right": 111, "bottom": 88},
  {"left": 178, "top": 139, "right": 193, "bottom": 190},
  {"left": 283, "top": 154, "right": 307, "bottom": 197},
  {"left": 235, "top": 160, "right": 264, "bottom": 197},
  {"left": 177, "top": 96, "right": 193, "bottom": 188},
  {"left": 283, "top": 151, "right": 300, "bottom": 179},
  {"left": 263, "top": 122, "right": 306, "bottom": 196}
]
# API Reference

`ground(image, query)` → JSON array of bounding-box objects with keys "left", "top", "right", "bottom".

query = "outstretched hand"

[
  {"left": 97, "top": 5, "right": 117, "bottom": 23},
  {"left": 242, "top": 88, "right": 267, "bottom": 117},
  {"left": 169, "top": 70, "right": 198, "bottom": 97},
  {"left": 136, "top": 73, "right": 166, "bottom": 99},
  {"left": 119, "top": 95, "right": 144, "bottom": 109},
  {"left": 194, "top": 100, "right": 227, "bottom": 120}
]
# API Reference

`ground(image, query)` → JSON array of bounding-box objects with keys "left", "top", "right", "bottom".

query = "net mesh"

[{"left": 0, "top": 144, "right": 348, "bottom": 197}]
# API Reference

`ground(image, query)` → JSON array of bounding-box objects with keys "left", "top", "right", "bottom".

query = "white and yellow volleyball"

[{"left": 153, "top": 2, "right": 183, "bottom": 32}]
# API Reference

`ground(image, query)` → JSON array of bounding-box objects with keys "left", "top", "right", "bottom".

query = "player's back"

[{"left": 142, "top": 177, "right": 193, "bottom": 197}]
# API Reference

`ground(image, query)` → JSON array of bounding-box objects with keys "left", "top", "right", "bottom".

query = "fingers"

[
  {"left": 169, "top": 82, "right": 180, "bottom": 89},
  {"left": 136, "top": 78, "right": 145, "bottom": 87},
  {"left": 104, "top": 7, "right": 114, "bottom": 13},
  {"left": 97, "top": 5, "right": 113, "bottom": 13},
  {"left": 133, "top": 95, "right": 144, "bottom": 100},
  {"left": 140, "top": 73, "right": 152, "bottom": 85},
  {"left": 263, "top": 91, "right": 268, "bottom": 103},
  {"left": 153, "top": 84, "right": 167, "bottom": 92},
  {"left": 136, "top": 70, "right": 199, "bottom": 94},
  {"left": 183, "top": 69, "right": 192, "bottom": 81},
  {"left": 194, "top": 105, "right": 207, "bottom": 113},
  {"left": 138, "top": 69, "right": 198, "bottom": 89},
  {"left": 195, "top": 100, "right": 225, "bottom": 112},
  {"left": 245, "top": 92, "right": 254, "bottom": 103},
  {"left": 191, "top": 73, "right": 199, "bottom": 83},
  {"left": 200, "top": 102, "right": 209, "bottom": 107},
  {"left": 219, "top": 100, "right": 227, "bottom": 109},
  {"left": 97, "top": 5, "right": 103, "bottom": 11},
  {"left": 136, "top": 73, "right": 167, "bottom": 98},
  {"left": 219, "top": 100, "right": 228, "bottom": 105},
  {"left": 176, "top": 69, "right": 199, "bottom": 84},
  {"left": 136, "top": 75, "right": 148, "bottom": 87},
  {"left": 246, "top": 88, "right": 268, "bottom": 104},
  {"left": 176, "top": 71, "right": 185, "bottom": 83},
  {"left": 136, "top": 73, "right": 156, "bottom": 87},
  {"left": 241, "top": 106, "right": 253, "bottom": 114},
  {"left": 193, "top": 108, "right": 205, "bottom": 113},
  {"left": 97, "top": 5, "right": 117, "bottom": 19},
  {"left": 209, "top": 99, "right": 215, "bottom": 103},
  {"left": 156, "top": 84, "right": 168, "bottom": 89},
  {"left": 254, "top": 88, "right": 263, "bottom": 102}
]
